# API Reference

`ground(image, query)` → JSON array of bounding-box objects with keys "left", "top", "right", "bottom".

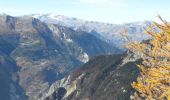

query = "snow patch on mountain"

[{"left": 31, "top": 13, "right": 153, "bottom": 49}]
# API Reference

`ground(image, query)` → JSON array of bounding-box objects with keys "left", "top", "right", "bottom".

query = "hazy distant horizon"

[
  {"left": 0, "top": 13, "right": 153, "bottom": 25},
  {"left": 0, "top": 0, "right": 169, "bottom": 24}
]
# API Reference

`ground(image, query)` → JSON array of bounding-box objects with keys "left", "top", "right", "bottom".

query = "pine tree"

[{"left": 127, "top": 16, "right": 170, "bottom": 100}]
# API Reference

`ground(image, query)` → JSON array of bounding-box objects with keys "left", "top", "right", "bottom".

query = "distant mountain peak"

[
  {"left": 31, "top": 13, "right": 77, "bottom": 21},
  {"left": 30, "top": 13, "right": 152, "bottom": 49}
]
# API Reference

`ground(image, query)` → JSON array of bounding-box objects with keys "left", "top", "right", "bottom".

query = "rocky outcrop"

[{"left": 43, "top": 52, "right": 141, "bottom": 100}]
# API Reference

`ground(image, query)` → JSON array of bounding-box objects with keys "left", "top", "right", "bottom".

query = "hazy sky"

[{"left": 0, "top": 0, "right": 169, "bottom": 24}]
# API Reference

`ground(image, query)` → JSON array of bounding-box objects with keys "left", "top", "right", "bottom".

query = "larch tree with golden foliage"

[{"left": 127, "top": 16, "right": 170, "bottom": 100}]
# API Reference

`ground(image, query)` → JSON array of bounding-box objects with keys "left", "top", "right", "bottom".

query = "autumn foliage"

[{"left": 127, "top": 16, "right": 170, "bottom": 100}]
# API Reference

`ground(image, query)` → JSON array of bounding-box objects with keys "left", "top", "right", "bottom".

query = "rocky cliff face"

[
  {"left": 0, "top": 14, "right": 120, "bottom": 100},
  {"left": 42, "top": 52, "right": 141, "bottom": 100}
]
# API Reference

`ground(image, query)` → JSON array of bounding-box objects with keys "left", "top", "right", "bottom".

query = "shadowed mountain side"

[{"left": 43, "top": 52, "right": 141, "bottom": 100}]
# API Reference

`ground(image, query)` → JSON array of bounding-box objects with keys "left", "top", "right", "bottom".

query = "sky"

[{"left": 0, "top": 0, "right": 169, "bottom": 24}]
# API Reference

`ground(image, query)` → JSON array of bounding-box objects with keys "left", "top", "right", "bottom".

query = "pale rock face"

[
  {"left": 41, "top": 73, "right": 86, "bottom": 100},
  {"left": 40, "top": 75, "right": 77, "bottom": 100},
  {"left": 120, "top": 51, "right": 140, "bottom": 66},
  {"left": 78, "top": 52, "right": 89, "bottom": 63},
  {"left": 65, "top": 38, "right": 73, "bottom": 43}
]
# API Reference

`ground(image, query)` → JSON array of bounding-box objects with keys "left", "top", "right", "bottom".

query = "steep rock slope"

[
  {"left": 43, "top": 52, "right": 141, "bottom": 100},
  {"left": 0, "top": 14, "right": 119, "bottom": 99}
]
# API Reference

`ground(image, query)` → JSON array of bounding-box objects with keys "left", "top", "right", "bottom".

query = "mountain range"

[
  {"left": 31, "top": 13, "right": 152, "bottom": 48},
  {"left": 0, "top": 13, "right": 151, "bottom": 100}
]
